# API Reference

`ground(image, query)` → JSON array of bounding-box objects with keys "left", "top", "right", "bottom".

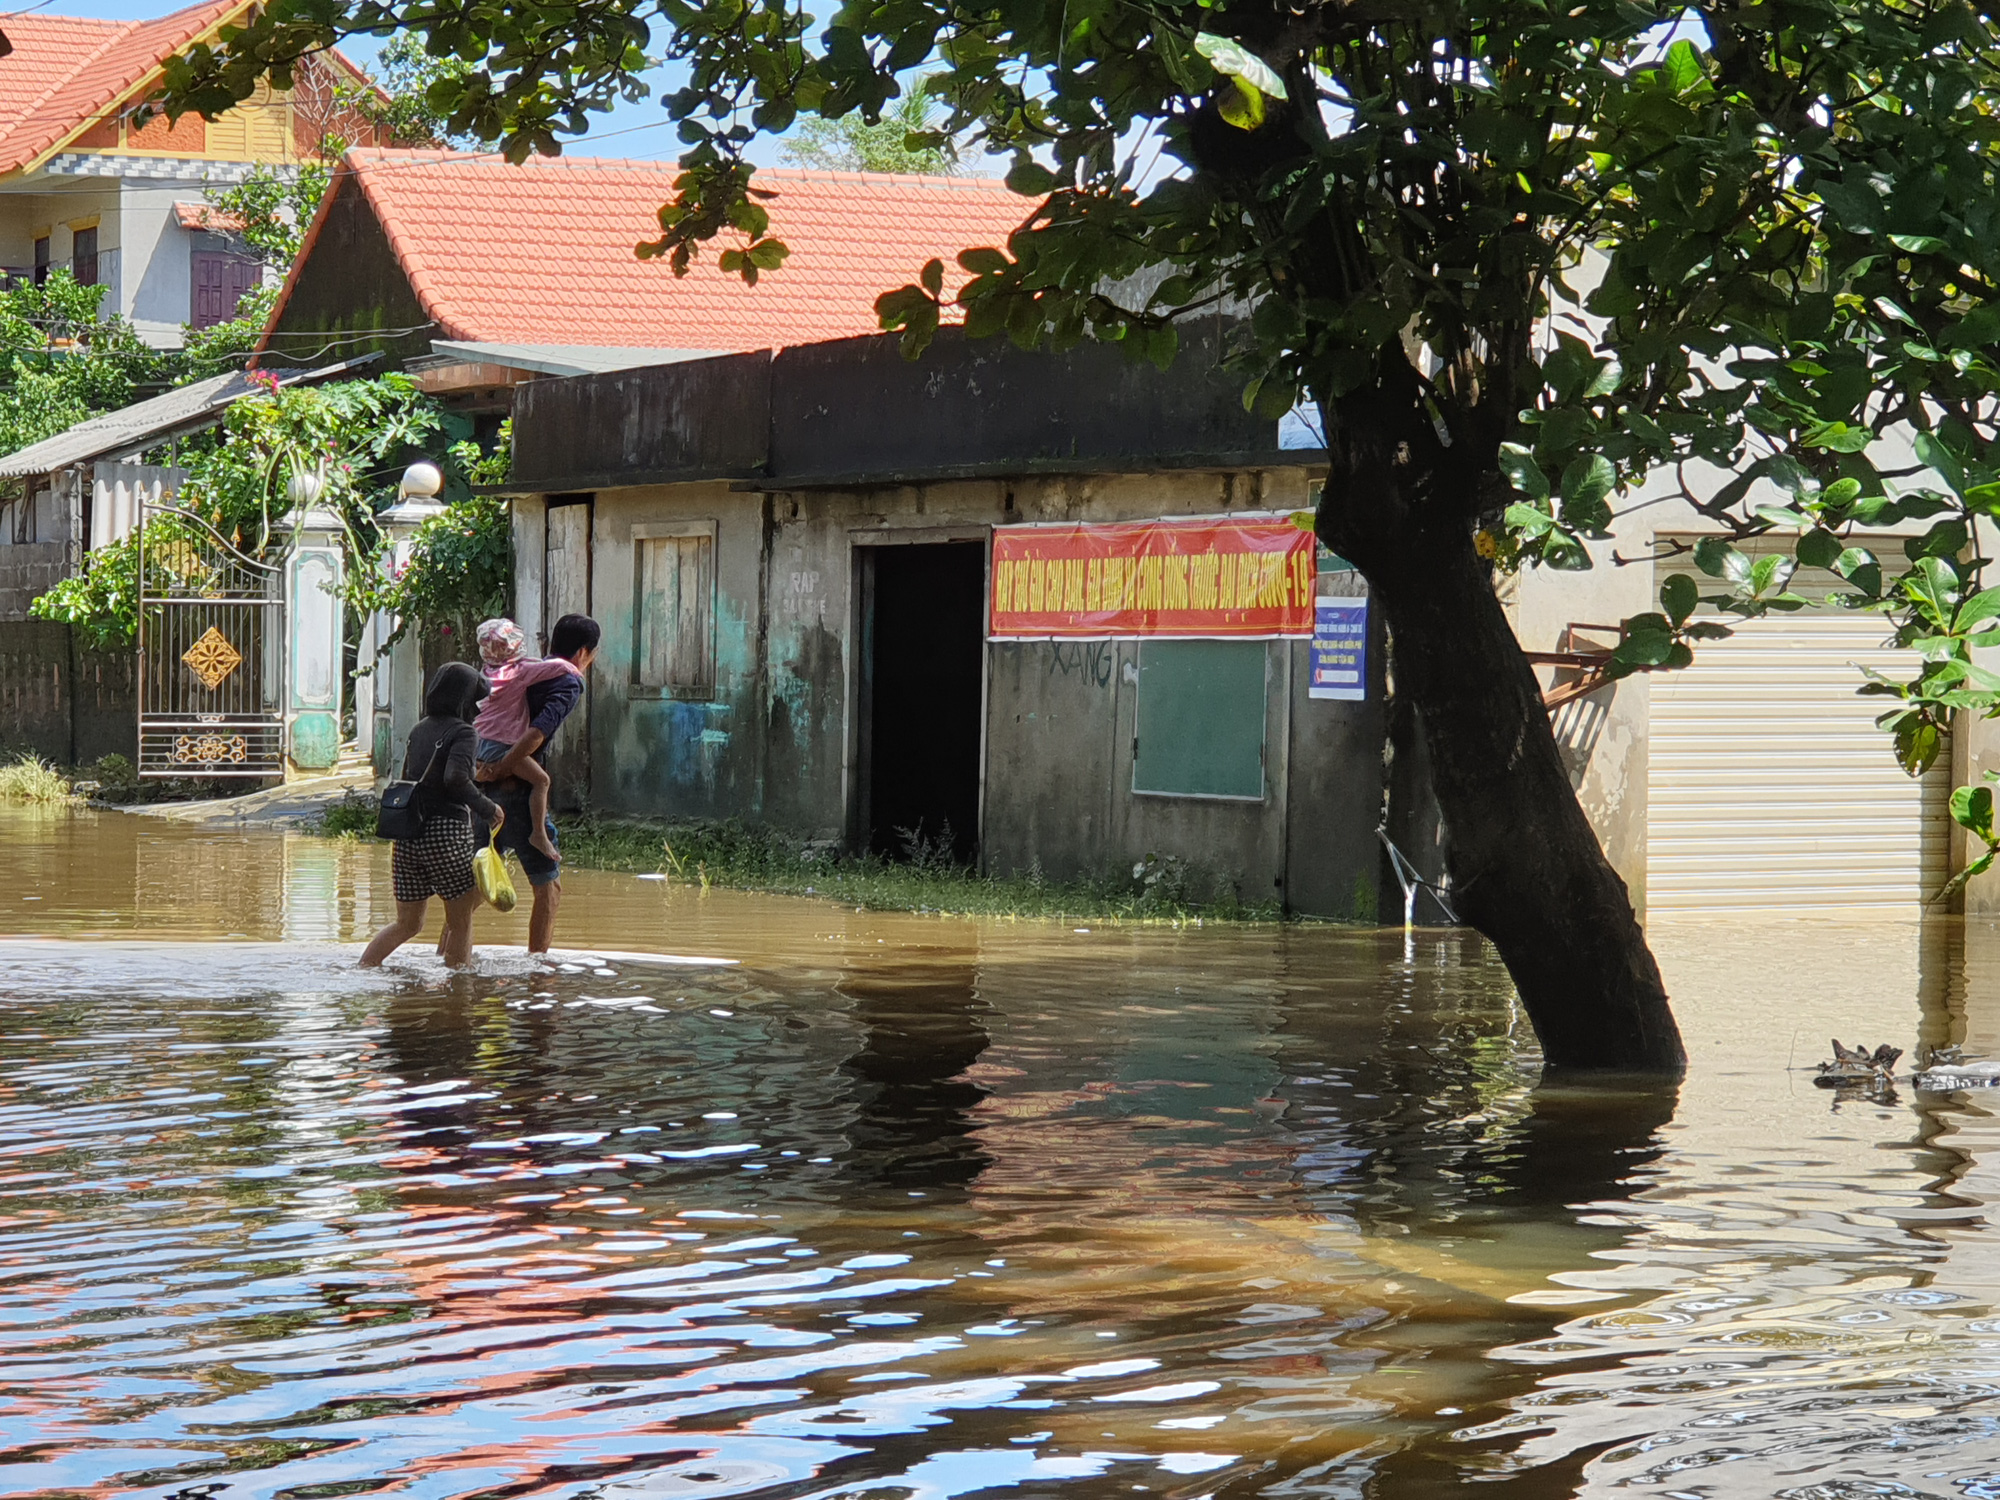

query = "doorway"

[{"left": 856, "top": 540, "right": 986, "bottom": 863}]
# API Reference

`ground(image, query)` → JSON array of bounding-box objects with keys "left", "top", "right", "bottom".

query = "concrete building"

[
  {"left": 0, "top": 0, "right": 383, "bottom": 346},
  {"left": 490, "top": 325, "right": 1395, "bottom": 919}
]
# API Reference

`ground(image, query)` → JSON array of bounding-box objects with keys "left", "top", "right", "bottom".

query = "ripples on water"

[{"left": 6, "top": 809, "right": 2000, "bottom": 1496}]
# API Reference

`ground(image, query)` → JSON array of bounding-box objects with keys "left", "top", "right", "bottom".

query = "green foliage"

[
  {"left": 452, "top": 419, "right": 512, "bottom": 487},
  {"left": 0, "top": 272, "right": 163, "bottom": 455},
  {"left": 314, "top": 789, "right": 381, "bottom": 837},
  {"left": 0, "top": 755, "right": 76, "bottom": 806},
  {"left": 29, "top": 532, "right": 143, "bottom": 649},
  {"left": 1944, "top": 778, "right": 2000, "bottom": 902},
  {"left": 370, "top": 491, "right": 514, "bottom": 644},
  {"left": 352, "top": 33, "right": 494, "bottom": 147},
  {"left": 779, "top": 78, "right": 959, "bottom": 175},
  {"left": 29, "top": 379, "right": 504, "bottom": 650},
  {"left": 179, "top": 374, "right": 444, "bottom": 559},
  {"left": 201, "top": 162, "right": 332, "bottom": 268},
  {"left": 179, "top": 283, "right": 281, "bottom": 381}
]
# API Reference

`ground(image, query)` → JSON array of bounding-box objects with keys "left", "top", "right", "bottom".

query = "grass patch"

[
  {"left": 306, "top": 796, "right": 1282, "bottom": 923},
  {"left": 0, "top": 754, "right": 76, "bottom": 805},
  {"left": 314, "top": 791, "right": 382, "bottom": 839}
]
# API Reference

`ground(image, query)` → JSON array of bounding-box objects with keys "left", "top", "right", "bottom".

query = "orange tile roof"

[
  {"left": 173, "top": 201, "right": 244, "bottom": 232},
  {"left": 297, "top": 148, "right": 1036, "bottom": 350},
  {"left": 0, "top": 0, "right": 250, "bottom": 176}
]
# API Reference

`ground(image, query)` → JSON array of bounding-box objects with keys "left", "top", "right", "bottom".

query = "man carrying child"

[{"left": 473, "top": 613, "right": 601, "bottom": 953}]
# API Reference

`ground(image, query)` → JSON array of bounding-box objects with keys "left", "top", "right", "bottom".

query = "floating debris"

[
  {"left": 1915, "top": 1059, "right": 2000, "bottom": 1090},
  {"left": 1814, "top": 1039, "right": 1902, "bottom": 1091}
]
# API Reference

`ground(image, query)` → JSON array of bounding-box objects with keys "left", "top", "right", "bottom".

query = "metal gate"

[{"left": 136, "top": 501, "right": 286, "bottom": 778}]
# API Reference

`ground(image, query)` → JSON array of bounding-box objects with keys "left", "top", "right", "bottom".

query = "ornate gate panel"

[{"left": 136, "top": 502, "right": 286, "bottom": 778}]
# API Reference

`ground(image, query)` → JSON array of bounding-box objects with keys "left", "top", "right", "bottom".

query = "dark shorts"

[
  {"left": 492, "top": 780, "right": 560, "bottom": 887},
  {"left": 391, "top": 809, "right": 476, "bottom": 902}
]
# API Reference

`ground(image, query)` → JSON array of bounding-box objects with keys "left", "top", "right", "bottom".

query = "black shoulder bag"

[{"left": 376, "top": 739, "right": 444, "bottom": 842}]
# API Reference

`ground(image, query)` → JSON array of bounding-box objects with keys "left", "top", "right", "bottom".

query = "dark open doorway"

[{"left": 857, "top": 541, "right": 986, "bottom": 864}]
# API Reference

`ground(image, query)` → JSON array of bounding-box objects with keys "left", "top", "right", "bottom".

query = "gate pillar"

[
  {"left": 368, "top": 464, "right": 447, "bottom": 778},
  {"left": 285, "top": 506, "right": 345, "bottom": 774}
]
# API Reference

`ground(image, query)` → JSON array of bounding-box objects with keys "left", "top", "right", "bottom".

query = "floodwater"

[{"left": 4, "top": 811, "right": 2000, "bottom": 1497}]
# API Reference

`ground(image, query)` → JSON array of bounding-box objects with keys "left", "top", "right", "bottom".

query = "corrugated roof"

[
  {"left": 267, "top": 149, "right": 1036, "bottom": 352},
  {"left": 0, "top": 357, "right": 377, "bottom": 477}
]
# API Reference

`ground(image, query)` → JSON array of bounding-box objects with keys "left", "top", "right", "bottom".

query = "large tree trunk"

[{"left": 1315, "top": 392, "right": 1687, "bottom": 1073}]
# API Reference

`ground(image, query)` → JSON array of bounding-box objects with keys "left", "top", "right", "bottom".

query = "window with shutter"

[{"left": 633, "top": 527, "right": 715, "bottom": 697}]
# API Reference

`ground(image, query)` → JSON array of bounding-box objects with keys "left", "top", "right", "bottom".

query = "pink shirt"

[{"left": 476, "top": 656, "right": 581, "bottom": 745}]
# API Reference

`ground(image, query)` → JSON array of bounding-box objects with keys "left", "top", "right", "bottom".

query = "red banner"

[{"left": 989, "top": 517, "right": 1316, "bottom": 639}]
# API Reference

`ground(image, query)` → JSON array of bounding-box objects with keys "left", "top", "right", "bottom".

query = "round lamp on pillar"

[
  {"left": 377, "top": 459, "right": 447, "bottom": 536},
  {"left": 285, "top": 464, "right": 324, "bottom": 512}
]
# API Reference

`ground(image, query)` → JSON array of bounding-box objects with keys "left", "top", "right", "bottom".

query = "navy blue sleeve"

[{"left": 527, "top": 672, "right": 584, "bottom": 740}]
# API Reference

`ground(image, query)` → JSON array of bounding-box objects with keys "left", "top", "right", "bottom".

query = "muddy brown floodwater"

[{"left": 4, "top": 806, "right": 2000, "bottom": 1497}]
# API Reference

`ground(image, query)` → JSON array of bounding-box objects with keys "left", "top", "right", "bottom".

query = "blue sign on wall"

[{"left": 1310, "top": 598, "right": 1368, "bottom": 702}]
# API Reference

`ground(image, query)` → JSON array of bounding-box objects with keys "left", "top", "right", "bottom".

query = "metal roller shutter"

[{"left": 1645, "top": 610, "right": 1952, "bottom": 913}]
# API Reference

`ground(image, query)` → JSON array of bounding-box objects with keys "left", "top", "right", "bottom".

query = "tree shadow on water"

[{"left": 1267, "top": 933, "right": 1682, "bottom": 1495}]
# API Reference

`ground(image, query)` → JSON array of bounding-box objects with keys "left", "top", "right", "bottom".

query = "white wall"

[{"left": 120, "top": 181, "right": 196, "bottom": 343}]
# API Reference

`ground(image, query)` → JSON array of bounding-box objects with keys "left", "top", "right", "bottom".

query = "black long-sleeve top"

[{"left": 403, "top": 716, "right": 499, "bottom": 824}]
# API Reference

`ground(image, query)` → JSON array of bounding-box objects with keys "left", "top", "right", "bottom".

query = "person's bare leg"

[
  {"left": 361, "top": 898, "right": 429, "bottom": 967},
  {"left": 521, "top": 760, "right": 558, "bottom": 862},
  {"left": 528, "top": 877, "right": 561, "bottom": 954},
  {"left": 440, "top": 890, "right": 481, "bottom": 967}
]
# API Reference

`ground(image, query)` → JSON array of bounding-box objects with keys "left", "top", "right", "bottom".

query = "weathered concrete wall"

[
  {"left": 0, "top": 620, "right": 136, "bottom": 764},
  {"left": 510, "top": 354, "right": 772, "bottom": 493},
  {"left": 769, "top": 321, "right": 1290, "bottom": 483},
  {"left": 502, "top": 323, "right": 1313, "bottom": 496},
  {"left": 1285, "top": 574, "right": 1392, "bottom": 923},
  {"left": 576, "top": 464, "right": 1389, "bottom": 917},
  {"left": 586, "top": 482, "right": 769, "bottom": 824}
]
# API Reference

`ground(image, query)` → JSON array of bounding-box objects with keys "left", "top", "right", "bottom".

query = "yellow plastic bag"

[{"left": 474, "top": 828, "right": 517, "bottom": 912}]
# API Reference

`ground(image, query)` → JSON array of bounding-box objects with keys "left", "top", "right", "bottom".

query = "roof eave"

[{"left": 483, "top": 449, "right": 1331, "bottom": 497}]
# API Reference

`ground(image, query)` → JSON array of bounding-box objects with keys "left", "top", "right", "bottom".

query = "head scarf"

[
  {"left": 476, "top": 618, "right": 527, "bottom": 668},
  {"left": 423, "top": 660, "right": 490, "bottom": 723}
]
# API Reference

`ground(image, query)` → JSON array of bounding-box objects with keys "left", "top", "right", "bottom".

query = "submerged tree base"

[{"left": 310, "top": 800, "right": 1290, "bottom": 924}]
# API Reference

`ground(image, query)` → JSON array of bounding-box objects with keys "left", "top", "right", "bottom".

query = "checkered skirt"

[{"left": 391, "top": 807, "right": 477, "bottom": 902}]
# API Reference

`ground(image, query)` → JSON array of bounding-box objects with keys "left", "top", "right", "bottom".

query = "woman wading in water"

[{"left": 361, "top": 662, "right": 505, "bottom": 968}]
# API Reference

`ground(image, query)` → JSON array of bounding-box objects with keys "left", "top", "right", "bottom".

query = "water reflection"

[
  {"left": 838, "top": 960, "right": 992, "bottom": 1194},
  {"left": 8, "top": 809, "right": 2000, "bottom": 1493}
]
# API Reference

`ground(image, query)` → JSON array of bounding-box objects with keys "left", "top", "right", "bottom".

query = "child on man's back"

[{"left": 474, "top": 618, "right": 577, "bottom": 863}]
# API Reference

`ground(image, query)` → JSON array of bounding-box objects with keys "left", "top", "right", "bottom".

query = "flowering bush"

[{"left": 366, "top": 490, "right": 513, "bottom": 646}]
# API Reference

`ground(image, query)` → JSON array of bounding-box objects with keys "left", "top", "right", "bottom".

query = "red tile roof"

[
  {"left": 0, "top": 0, "right": 250, "bottom": 176},
  {"left": 285, "top": 148, "right": 1036, "bottom": 351},
  {"left": 173, "top": 201, "right": 245, "bottom": 232}
]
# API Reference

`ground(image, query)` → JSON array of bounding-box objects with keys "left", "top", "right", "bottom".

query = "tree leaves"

[
  {"left": 1192, "top": 34, "right": 1284, "bottom": 99},
  {"left": 1661, "top": 573, "right": 1698, "bottom": 627}
]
